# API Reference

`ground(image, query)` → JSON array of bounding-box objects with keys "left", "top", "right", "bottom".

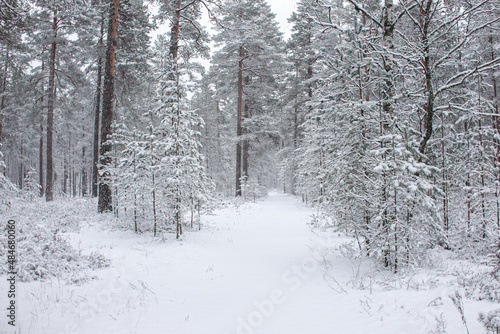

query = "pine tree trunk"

[
  {"left": 82, "top": 128, "right": 87, "bottom": 196},
  {"left": 92, "top": 17, "right": 104, "bottom": 198},
  {"left": 150, "top": 121, "right": 157, "bottom": 236},
  {"left": 291, "top": 67, "right": 299, "bottom": 195},
  {"left": 0, "top": 49, "right": 8, "bottom": 142},
  {"left": 441, "top": 114, "right": 448, "bottom": 234},
  {"left": 465, "top": 121, "right": 471, "bottom": 234},
  {"left": 98, "top": 0, "right": 120, "bottom": 213},
  {"left": 73, "top": 169, "right": 77, "bottom": 197},
  {"left": 242, "top": 76, "right": 250, "bottom": 181},
  {"left": 63, "top": 148, "right": 68, "bottom": 195},
  {"left": 235, "top": 45, "right": 243, "bottom": 196},
  {"left": 170, "top": 0, "right": 181, "bottom": 60},
  {"left": 46, "top": 9, "right": 57, "bottom": 202},
  {"left": 19, "top": 140, "right": 23, "bottom": 189},
  {"left": 242, "top": 116, "right": 249, "bottom": 181},
  {"left": 39, "top": 113, "right": 44, "bottom": 196},
  {"left": 478, "top": 90, "right": 487, "bottom": 239},
  {"left": 39, "top": 52, "right": 45, "bottom": 197}
]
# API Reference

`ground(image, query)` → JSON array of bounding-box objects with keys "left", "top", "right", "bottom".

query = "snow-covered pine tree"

[
  {"left": 294, "top": 0, "right": 448, "bottom": 270},
  {"left": 191, "top": 77, "right": 234, "bottom": 196},
  {"left": 153, "top": 54, "right": 213, "bottom": 238},
  {"left": 212, "top": 0, "right": 285, "bottom": 196}
]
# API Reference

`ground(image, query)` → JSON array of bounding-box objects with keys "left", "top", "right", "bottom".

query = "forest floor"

[{"left": 1, "top": 191, "right": 499, "bottom": 333}]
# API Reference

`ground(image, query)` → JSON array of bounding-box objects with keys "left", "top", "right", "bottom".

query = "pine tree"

[
  {"left": 212, "top": 0, "right": 284, "bottom": 196},
  {"left": 98, "top": 0, "right": 120, "bottom": 213}
]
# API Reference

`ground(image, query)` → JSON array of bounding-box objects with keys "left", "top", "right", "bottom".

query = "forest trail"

[
  {"left": 11, "top": 192, "right": 484, "bottom": 333},
  {"left": 59, "top": 191, "right": 410, "bottom": 333}
]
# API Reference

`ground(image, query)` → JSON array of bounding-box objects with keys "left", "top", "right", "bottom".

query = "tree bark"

[
  {"left": 82, "top": 127, "right": 87, "bottom": 196},
  {"left": 242, "top": 76, "right": 250, "bottom": 181},
  {"left": 381, "top": 0, "right": 395, "bottom": 269},
  {"left": 92, "top": 17, "right": 105, "bottom": 198},
  {"left": 490, "top": 33, "right": 500, "bottom": 228},
  {"left": 39, "top": 112, "right": 44, "bottom": 196},
  {"left": 382, "top": 0, "right": 394, "bottom": 124},
  {"left": 45, "top": 9, "right": 57, "bottom": 202},
  {"left": 0, "top": 48, "right": 8, "bottom": 142},
  {"left": 235, "top": 45, "right": 244, "bottom": 196},
  {"left": 39, "top": 54, "right": 44, "bottom": 196},
  {"left": 98, "top": 0, "right": 120, "bottom": 213},
  {"left": 418, "top": 0, "right": 435, "bottom": 158},
  {"left": 18, "top": 139, "right": 23, "bottom": 189},
  {"left": 170, "top": 0, "right": 182, "bottom": 60}
]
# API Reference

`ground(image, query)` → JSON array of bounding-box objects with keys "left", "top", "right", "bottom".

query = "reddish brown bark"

[
  {"left": 98, "top": 0, "right": 120, "bottom": 213},
  {"left": 170, "top": 0, "right": 182, "bottom": 61}
]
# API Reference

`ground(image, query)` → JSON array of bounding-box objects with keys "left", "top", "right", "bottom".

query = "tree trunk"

[
  {"left": 18, "top": 140, "right": 23, "bottom": 189},
  {"left": 490, "top": 33, "right": 500, "bottom": 228},
  {"left": 39, "top": 51, "right": 45, "bottom": 196},
  {"left": 150, "top": 121, "right": 157, "bottom": 236},
  {"left": 63, "top": 146, "right": 68, "bottom": 195},
  {"left": 98, "top": 0, "right": 120, "bottom": 213},
  {"left": 0, "top": 48, "right": 8, "bottom": 142},
  {"left": 381, "top": 0, "right": 395, "bottom": 268},
  {"left": 236, "top": 45, "right": 243, "bottom": 196},
  {"left": 46, "top": 9, "right": 57, "bottom": 202},
  {"left": 92, "top": 17, "right": 105, "bottom": 198},
  {"left": 418, "top": 0, "right": 435, "bottom": 159},
  {"left": 242, "top": 102, "right": 249, "bottom": 180},
  {"left": 382, "top": 0, "right": 394, "bottom": 123},
  {"left": 82, "top": 128, "right": 88, "bottom": 196},
  {"left": 39, "top": 113, "right": 44, "bottom": 196},
  {"left": 170, "top": 0, "right": 181, "bottom": 60}
]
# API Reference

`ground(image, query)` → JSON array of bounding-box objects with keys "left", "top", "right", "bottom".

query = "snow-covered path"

[
  {"left": 88, "top": 191, "right": 330, "bottom": 334},
  {"left": 9, "top": 191, "right": 491, "bottom": 333}
]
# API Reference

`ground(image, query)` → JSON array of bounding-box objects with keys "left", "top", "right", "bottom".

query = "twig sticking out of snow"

[{"left": 449, "top": 291, "right": 469, "bottom": 334}]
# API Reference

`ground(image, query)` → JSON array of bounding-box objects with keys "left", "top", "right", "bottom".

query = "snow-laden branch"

[
  {"left": 304, "top": 0, "right": 345, "bottom": 33},
  {"left": 435, "top": 58, "right": 500, "bottom": 96},
  {"left": 433, "top": 16, "right": 500, "bottom": 70},
  {"left": 346, "top": 0, "right": 383, "bottom": 29}
]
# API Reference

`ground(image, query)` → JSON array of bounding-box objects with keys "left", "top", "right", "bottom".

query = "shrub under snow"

[{"left": 0, "top": 196, "right": 109, "bottom": 283}]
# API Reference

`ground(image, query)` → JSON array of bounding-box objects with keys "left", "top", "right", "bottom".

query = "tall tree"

[
  {"left": 98, "top": 0, "right": 119, "bottom": 212},
  {"left": 212, "top": 0, "right": 284, "bottom": 196},
  {"left": 92, "top": 9, "right": 105, "bottom": 198},
  {"left": 45, "top": 7, "right": 56, "bottom": 201}
]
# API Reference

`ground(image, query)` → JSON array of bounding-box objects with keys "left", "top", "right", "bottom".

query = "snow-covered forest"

[{"left": 1, "top": 0, "right": 500, "bottom": 332}]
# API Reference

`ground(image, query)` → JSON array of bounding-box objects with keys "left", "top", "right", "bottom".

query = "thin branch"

[{"left": 346, "top": 0, "right": 384, "bottom": 29}]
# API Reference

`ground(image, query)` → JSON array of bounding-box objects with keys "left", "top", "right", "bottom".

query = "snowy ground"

[{"left": 1, "top": 191, "right": 499, "bottom": 333}]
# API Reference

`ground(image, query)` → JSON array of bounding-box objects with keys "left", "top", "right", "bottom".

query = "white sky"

[{"left": 267, "top": 0, "right": 298, "bottom": 39}]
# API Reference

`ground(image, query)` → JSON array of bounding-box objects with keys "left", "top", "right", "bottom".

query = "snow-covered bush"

[
  {"left": 241, "top": 177, "right": 267, "bottom": 202},
  {"left": 493, "top": 235, "right": 500, "bottom": 281},
  {"left": 0, "top": 144, "right": 17, "bottom": 207},
  {"left": 22, "top": 168, "right": 41, "bottom": 201},
  {"left": 456, "top": 267, "right": 500, "bottom": 302},
  {"left": 0, "top": 198, "right": 109, "bottom": 283},
  {"left": 0, "top": 220, "right": 109, "bottom": 283},
  {"left": 478, "top": 308, "right": 500, "bottom": 334}
]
